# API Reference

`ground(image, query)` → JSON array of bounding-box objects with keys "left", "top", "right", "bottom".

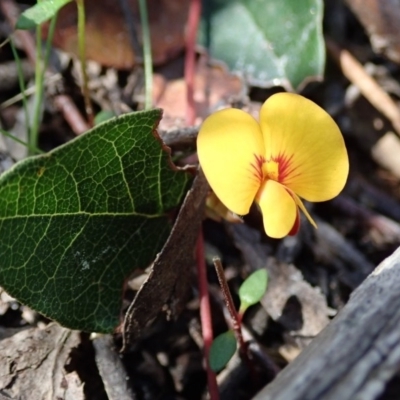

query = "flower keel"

[{"left": 256, "top": 179, "right": 297, "bottom": 238}]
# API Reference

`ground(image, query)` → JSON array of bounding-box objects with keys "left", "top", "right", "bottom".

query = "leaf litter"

[{"left": 2, "top": 0, "right": 400, "bottom": 399}]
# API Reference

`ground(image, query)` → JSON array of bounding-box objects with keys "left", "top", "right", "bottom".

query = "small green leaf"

[
  {"left": 16, "top": 0, "right": 72, "bottom": 30},
  {"left": 239, "top": 269, "right": 268, "bottom": 312},
  {"left": 0, "top": 109, "right": 189, "bottom": 333},
  {"left": 209, "top": 330, "right": 237, "bottom": 372},
  {"left": 94, "top": 110, "right": 117, "bottom": 125},
  {"left": 199, "top": 0, "right": 324, "bottom": 90}
]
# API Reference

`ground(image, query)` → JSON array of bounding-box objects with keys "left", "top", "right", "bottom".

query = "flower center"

[
  {"left": 263, "top": 160, "right": 279, "bottom": 181},
  {"left": 250, "top": 153, "right": 297, "bottom": 186}
]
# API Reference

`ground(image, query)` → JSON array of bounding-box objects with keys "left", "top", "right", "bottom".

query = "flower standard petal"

[
  {"left": 197, "top": 108, "right": 265, "bottom": 215},
  {"left": 256, "top": 180, "right": 297, "bottom": 238},
  {"left": 260, "top": 93, "right": 349, "bottom": 202}
]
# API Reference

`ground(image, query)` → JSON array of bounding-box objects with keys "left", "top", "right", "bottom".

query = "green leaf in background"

[
  {"left": 16, "top": 0, "right": 72, "bottom": 30},
  {"left": 209, "top": 330, "right": 237, "bottom": 372},
  {"left": 94, "top": 110, "right": 117, "bottom": 125},
  {"left": 239, "top": 269, "right": 268, "bottom": 313},
  {"left": 199, "top": 0, "right": 324, "bottom": 91},
  {"left": 0, "top": 109, "right": 189, "bottom": 333}
]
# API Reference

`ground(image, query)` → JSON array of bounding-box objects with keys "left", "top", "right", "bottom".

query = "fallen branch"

[{"left": 253, "top": 246, "right": 400, "bottom": 400}]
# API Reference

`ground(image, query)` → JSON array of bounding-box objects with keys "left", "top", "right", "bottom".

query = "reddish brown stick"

[
  {"left": 196, "top": 232, "right": 220, "bottom": 400},
  {"left": 184, "top": 0, "right": 201, "bottom": 126}
]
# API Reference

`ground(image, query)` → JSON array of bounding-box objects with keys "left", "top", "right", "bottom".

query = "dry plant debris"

[
  {"left": 0, "top": 324, "right": 83, "bottom": 400},
  {"left": 2, "top": 0, "right": 400, "bottom": 399},
  {"left": 44, "top": 0, "right": 191, "bottom": 69}
]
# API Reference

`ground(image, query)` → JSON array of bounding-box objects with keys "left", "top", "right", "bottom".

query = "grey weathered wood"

[
  {"left": 253, "top": 246, "right": 400, "bottom": 400},
  {"left": 93, "top": 334, "right": 135, "bottom": 400},
  {"left": 0, "top": 324, "right": 83, "bottom": 400}
]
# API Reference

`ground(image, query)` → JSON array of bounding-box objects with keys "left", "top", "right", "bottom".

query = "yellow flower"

[{"left": 197, "top": 93, "right": 349, "bottom": 238}]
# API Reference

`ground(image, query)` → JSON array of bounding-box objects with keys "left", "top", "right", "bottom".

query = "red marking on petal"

[
  {"left": 272, "top": 153, "right": 300, "bottom": 183},
  {"left": 288, "top": 208, "right": 300, "bottom": 236},
  {"left": 249, "top": 154, "right": 265, "bottom": 183}
]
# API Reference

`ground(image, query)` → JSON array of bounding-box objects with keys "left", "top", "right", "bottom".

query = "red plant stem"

[
  {"left": 196, "top": 232, "right": 219, "bottom": 400},
  {"left": 184, "top": 0, "right": 201, "bottom": 126},
  {"left": 213, "top": 257, "right": 247, "bottom": 353},
  {"left": 213, "top": 257, "right": 260, "bottom": 385},
  {"left": 187, "top": 1, "right": 217, "bottom": 396}
]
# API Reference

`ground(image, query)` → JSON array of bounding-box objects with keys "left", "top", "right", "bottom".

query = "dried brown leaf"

[
  {"left": 345, "top": 0, "right": 400, "bottom": 63},
  {"left": 122, "top": 170, "right": 208, "bottom": 349},
  {"left": 154, "top": 57, "right": 244, "bottom": 131},
  {"left": 44, "top": 0, "right": 190, "bottom": 69}
]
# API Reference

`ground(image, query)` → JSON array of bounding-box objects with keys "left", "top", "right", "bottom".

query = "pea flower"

[{"left": 197, "top": 93, "right": 349, "bottom": 238}]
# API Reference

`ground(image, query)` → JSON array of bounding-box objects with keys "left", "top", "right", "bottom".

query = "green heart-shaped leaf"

[
  {"left": 209, "top": 330, "right": 237, "bottom": 372},
  {"left": 16, "top": 0, "right": 72, "bottom": 30},
  {"left": 199, "top": 0, "right": 324, "bottom": 90},
  {"left": 0, "top": 110, "right": 189, "bottom": 333},
  {"left": 239, "top": 269, "right": 268, "bottom": 312}
]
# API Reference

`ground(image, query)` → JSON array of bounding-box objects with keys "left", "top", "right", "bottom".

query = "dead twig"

[
  {"left": 326, "top": 38, "right": 400, "bottom": 136},
  {"left": 53, "top": 94, "right": 89, "bottom": 135},
  {"left": 159, "top": 126, "right": 199, "bottom": 148},
  {"left": 92, "top": 334, "right": 136, "bottom": 400},
  {"left": 184, "top": 0, "right": 201, "bottom": 126}
]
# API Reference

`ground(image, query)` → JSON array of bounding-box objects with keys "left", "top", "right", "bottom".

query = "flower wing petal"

[
  {"left": 260, "top": 93, "right": 349, "bottom": 202},
  {"left": 291, "top": 191, "right": 317, "bottom": 229},
  {"left": 197, "top": 108, "right": 264, "bottom": 215},
  {"left": 257, "top": 180, "right": 297, "bottom": 238}
]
